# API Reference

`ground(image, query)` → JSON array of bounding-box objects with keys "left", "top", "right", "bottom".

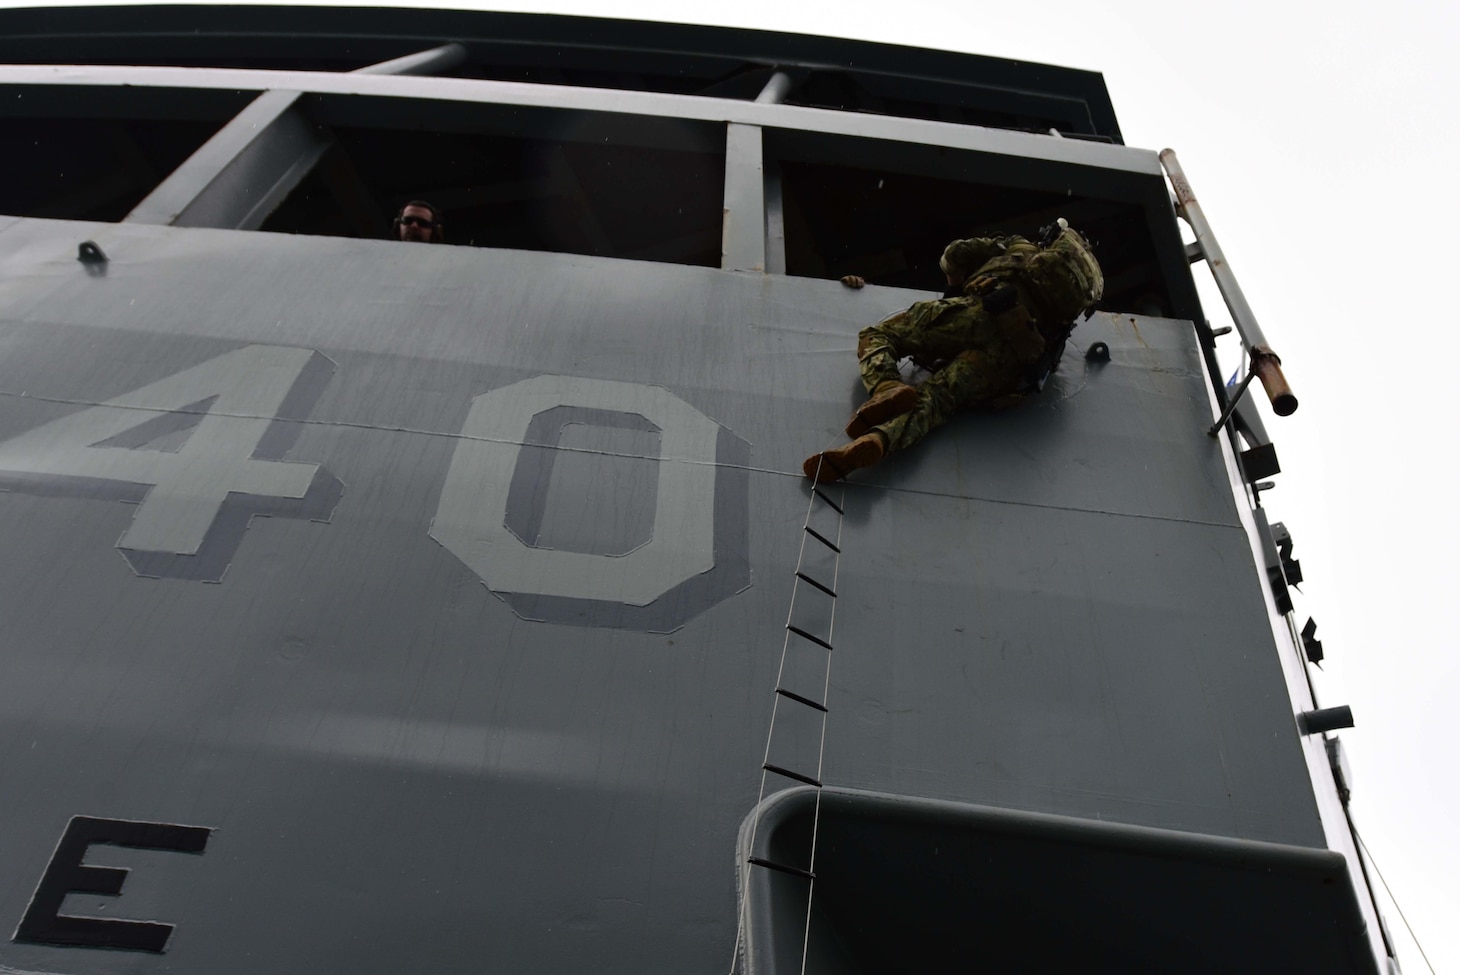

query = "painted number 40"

[{"left": 0, "top": 346, "right": 748, "bottom": 631}]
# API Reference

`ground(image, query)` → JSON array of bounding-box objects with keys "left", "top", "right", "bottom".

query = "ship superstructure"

[{"left": 0, "top": 7, "right": 1391, "bottom": 972}]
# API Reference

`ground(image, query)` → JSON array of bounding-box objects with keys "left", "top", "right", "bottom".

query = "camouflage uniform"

[{"left": 856, "top": 227, "right": 1103, "bottom": 452}]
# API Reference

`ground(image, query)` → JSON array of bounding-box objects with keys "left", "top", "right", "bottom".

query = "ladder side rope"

[
  {"left": 729, "top": 456, "right": 846, "bottom": 975},
  {"left": 798, "top": 482, "right": 844, "bottom": 975}
]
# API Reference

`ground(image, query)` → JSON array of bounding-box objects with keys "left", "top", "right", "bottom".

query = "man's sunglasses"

[{"left": 400, "top": 215, "right": 436, "bottom": 229}]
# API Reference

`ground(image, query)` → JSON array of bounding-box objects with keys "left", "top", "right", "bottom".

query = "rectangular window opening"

[
  {"left": 769, "top": 130, "right": 1180, "bottom": 318},
  {"left": 0, "top": 86, "right": 249, "bottom": 223},
  {"left": 261, "top": 97, "right": 728, "bottom": 268}
]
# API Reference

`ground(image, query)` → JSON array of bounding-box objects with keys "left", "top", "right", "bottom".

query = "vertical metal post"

[
  {"left": 765, "top": 159, "right": 787, "bottom": 275},
  {"left": 723, "top": 123, "right": 766, "bottom": 272},
  {"left": 753, "top": 68, "right": 791, "bottom": 274}
]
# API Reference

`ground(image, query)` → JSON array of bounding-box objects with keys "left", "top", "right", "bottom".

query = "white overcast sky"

[{"left": 7, "top": 0, "right": 1458, "bottom": 969}]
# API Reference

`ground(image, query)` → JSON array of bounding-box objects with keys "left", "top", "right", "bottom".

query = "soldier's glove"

[
  {"left": 964, "top": 273, "right": 1019, "bottom": 314},
  {"left": 965, "top": 274, "right": 999, "bottom": 296}
]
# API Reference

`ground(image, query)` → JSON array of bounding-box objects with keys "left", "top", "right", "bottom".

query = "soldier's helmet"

[
  {"left": 1020, "top": 226, "right": 1105, "bottom": 322},
  {"left": 938, "top": 238, "right": 995, "bottom": 282},
  {"left": 1042, "top": 227, "right": 1104, "bottom": 307}
]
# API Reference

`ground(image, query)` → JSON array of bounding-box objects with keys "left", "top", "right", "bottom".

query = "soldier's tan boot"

[
  {"left": 802, "top": 433, "right": 886, "bottom": 484},
  {"left": 845, "top": 381, "right": 918, "bottom": 438}
]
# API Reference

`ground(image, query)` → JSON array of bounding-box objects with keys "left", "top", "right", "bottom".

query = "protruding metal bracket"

[
  {"left": 1209, "top": 361, "right": 1259, "bottom": 436},
  {"left": 1325, "top": 737, "right": 1351, "bottom": 805},
  {"left": 1253, "top": 507, "right": 1293, "bottom": 615},
  {"left": 1302, "top": 617, "right": 1324, "bottom": 665},
  {"left": 77, "top": 240, "right": 108, "bottom": 276},
  {"left": 1270, "top": 521, "right": 1302, "bottom": 586},
  {"left": 1208, "top": 346, "right": 1297, "bottom": 436},
  {"left": 1239, "top": 443, "right": 1280, "bottom": 483},
  {"left": 1297, "top": 706, "right": 1354, "bottom": 735}
]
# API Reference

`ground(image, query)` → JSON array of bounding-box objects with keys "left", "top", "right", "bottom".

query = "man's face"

[{"left": 398, "top": 205, "right": 437, "bottom": 243}]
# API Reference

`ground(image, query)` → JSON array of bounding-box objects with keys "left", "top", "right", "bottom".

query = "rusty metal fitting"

[{"left": 1251, "top": 345, "right": 1298, "bottom": 416}]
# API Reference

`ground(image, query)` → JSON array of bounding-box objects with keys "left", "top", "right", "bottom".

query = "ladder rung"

[
  {"left": 803, "top": 526, "right": 840, "bottom": 553},
  {"left": 786, "top": 625, "right": 832, "bottom": 651},
  {"left": 763, "top": 763, "right": 822, "bottom": 788},
  {"left": 776, "top": 687, "right": 828, "bottom": 712},
  {"left": 812, "top": 488, "right": 843, "bottom": 515},
  {"left": 795, "top": 571, "right": 837, "bottom": 599},
  {"left": 748, "top": 856, "right": 815, "bottom": 881}
]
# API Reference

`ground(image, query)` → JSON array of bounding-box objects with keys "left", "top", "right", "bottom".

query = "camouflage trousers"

[{"left": 857, "top": 295, "right": 1044, "bottom": 453}]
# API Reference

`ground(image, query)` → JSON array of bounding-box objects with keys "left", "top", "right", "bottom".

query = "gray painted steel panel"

[{"left": 0, "top": 218, "right": 1322, "bottom": 972}]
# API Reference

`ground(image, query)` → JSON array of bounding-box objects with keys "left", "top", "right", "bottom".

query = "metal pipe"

[
  {"left": 355, "top": 42, "right": 467, "bottom": 77},
  {"left": 755, "top": 70, "right": 793, "bottom": 104},
  {"left": 1160, "top": 148, "right": 1298, "bottom": 416}
]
